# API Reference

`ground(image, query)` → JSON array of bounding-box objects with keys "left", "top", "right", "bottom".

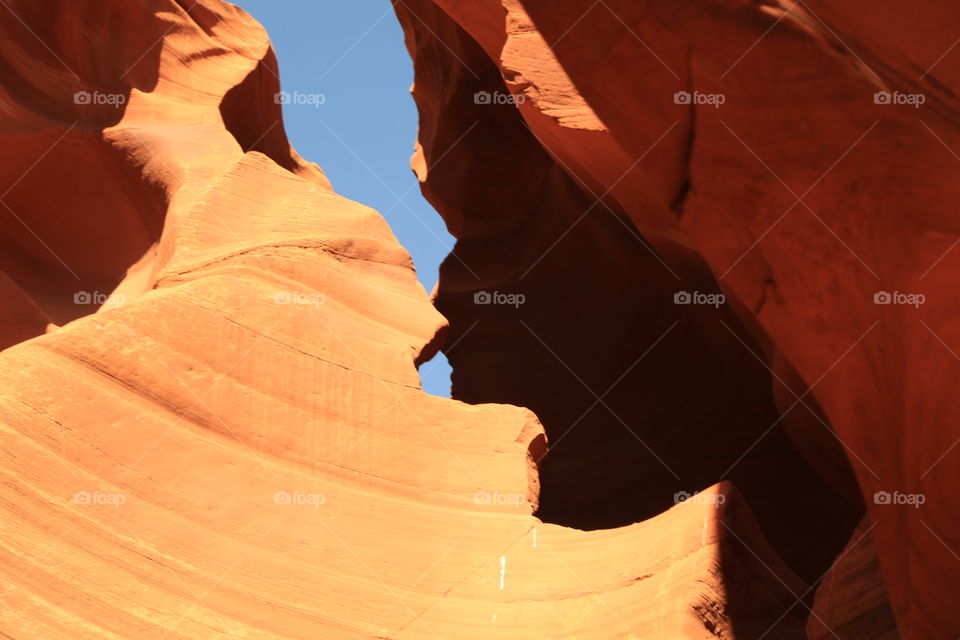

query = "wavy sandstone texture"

[
  {"left": 394, "top": 0, "right": 960, "bottom": 639},
  {"left": 0, "top": 1, "right": 839, "bottom": 639},
  {"left": 0, "top": 0, "right": 954, "bottom": 638}
]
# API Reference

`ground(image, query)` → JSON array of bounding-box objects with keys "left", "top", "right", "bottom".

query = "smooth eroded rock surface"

[
  {"left": 0, "top": 1, "right": 832, "bottom": 638},
  {"left": 395, "top": 1, "right": 959, "bottom": 638}
]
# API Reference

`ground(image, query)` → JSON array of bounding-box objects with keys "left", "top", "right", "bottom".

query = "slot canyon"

[{"left": 0, "top": 1, "right": 957, "bottom": 638}]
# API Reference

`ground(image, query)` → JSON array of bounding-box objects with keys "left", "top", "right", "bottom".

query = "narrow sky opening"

[{"left": 231, "top": 0, "right": 454, "bottom": 397}]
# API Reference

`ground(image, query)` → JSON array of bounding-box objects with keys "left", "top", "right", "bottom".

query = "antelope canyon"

[{"left": 0, "top": 1, "right": 956, "bottom": 638}]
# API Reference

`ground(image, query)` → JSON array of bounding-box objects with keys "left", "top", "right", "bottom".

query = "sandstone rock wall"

[{"left": 0, "top": 1, "right": 830, "bottom": 638}]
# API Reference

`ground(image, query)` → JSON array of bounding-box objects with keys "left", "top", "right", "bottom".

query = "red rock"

[
  {"left": 808, "top": 518, "right": 901, "bottom": 640},
  {"left": 0, "top": 271, "right": 51, "bottom": 349},
  {"left": 1, "top": 0, "right": 953, "bottom": 637},
  {"left": 0, "top": 1, "right": 828, "bottom": 638},
  {"left": 396, "top": 0, "right": 860, "bottom": 585},
  {"left": 395, "top": 1, "right": 959, "bottom": 638}
]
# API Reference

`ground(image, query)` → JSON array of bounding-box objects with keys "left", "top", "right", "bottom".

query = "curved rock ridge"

[
  {"left": 0, "top": 0, "right": 328, "bottom": 337},
  {"left": 395, "top": 0, "right": 861, "bottom": 585},
  {"left": 808, "top": 518, "right": 900, "bottom": 640},
  {"left": 0, "top": 1, "right": 823, "bottom": 639},
  {"left": 394, "top": 0, "right": 959, "bottom": 638}
]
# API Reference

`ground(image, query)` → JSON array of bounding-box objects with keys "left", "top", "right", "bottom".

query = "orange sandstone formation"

[
  {"left": 0, "top": 1, "right": 830, "bottom": 638},
  {"left": 0, "top": 0, "right": 953, "bottom": 638},
  {"left": 394, "top": 1, "right": 960, "bottom": 638}
]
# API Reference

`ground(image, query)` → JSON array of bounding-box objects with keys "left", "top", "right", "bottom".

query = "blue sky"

[{"left": 231, "top": 0, "right": 453, "bottom": 396}]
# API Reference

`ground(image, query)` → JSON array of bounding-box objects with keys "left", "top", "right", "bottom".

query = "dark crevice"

[{"left": 394, "top": 0, "right": 865, "bottom": 634}]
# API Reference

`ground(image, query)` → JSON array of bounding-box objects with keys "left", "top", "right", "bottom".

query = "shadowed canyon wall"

[
  {"left": 394, "top": 0, "right": 960, "bottom": 638},
  {"left": 0, "top": 0, "right": 955, "bottom": 638}
]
